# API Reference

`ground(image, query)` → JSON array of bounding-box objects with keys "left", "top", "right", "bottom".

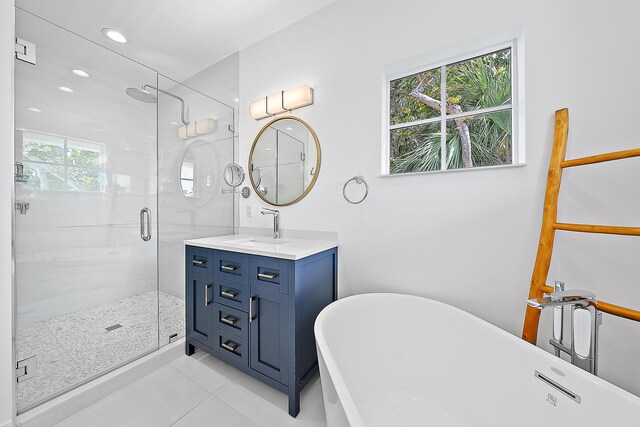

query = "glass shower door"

[
  {"left": 14, "top": 10, "right": 159, "bottom": 412},
  {"left": 157, "top": 74, "right": 235, "bottom": 346}
]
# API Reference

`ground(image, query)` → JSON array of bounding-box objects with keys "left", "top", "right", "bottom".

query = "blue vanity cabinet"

[
  {"left": 249, "top": 285, "right": 289, "bottom": 384},
  {"left": 185, "top": 244, "right": 338, "bottom": 417},
  {"left": 185, "top": 271, "right": 213, "bottom": 348}
]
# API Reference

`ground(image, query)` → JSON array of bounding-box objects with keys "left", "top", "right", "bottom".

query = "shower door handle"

[{"left": 140, "top": 208, "right": 152, "bottom": 241}]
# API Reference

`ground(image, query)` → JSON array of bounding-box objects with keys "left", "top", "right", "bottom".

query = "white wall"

[
  {"left": 238, "top": 0, "right": 640, "bottom": 396},
  {"left": 1, "top": 1, "right": 16, "bottom": 425}
]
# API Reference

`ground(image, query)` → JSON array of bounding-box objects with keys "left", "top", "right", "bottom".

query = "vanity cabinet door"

[
  {"left": 249, "top": 285, "right": 289, "bottom": 384},
  {"left": 186, "top": 271, "right": 214, "bottom": 347}
]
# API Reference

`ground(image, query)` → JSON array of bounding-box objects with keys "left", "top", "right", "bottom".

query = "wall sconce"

[
  {"left": 177, "top": 118, "right": 215, "bottom": 140},
  {"left": 250, "top": 84, "right": 314, "bottom": 120}
]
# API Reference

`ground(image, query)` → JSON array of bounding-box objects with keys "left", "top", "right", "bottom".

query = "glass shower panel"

[
  {"left": 277, "top": 130, "right": 306, "bottom": 203},
  {"left": 157, "top": 75, "right": 235, "bottom": 345},
  {"left": 14, "top": 10, "right": 159, "bottom": 411}
]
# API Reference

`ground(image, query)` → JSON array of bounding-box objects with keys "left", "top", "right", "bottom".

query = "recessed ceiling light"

[
  {"left": 234, "top": 98, "right": 239, "bottom": 103},
  {"left": 285, "top": 127, "right": 293, "bottom": 131},
  {"left": 59, "top": 86, "right": 74, "bottom": 93},
  {"left": 102, "top": 28, "right": 127, "bottom": 44},
  {"left": 72, "top": 69, "right": 90, "bottom": 78},
  {"left": 28, "top": 107, "right": 41, "bottom": 112}
]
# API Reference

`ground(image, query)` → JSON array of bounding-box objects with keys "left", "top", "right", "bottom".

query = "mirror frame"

[{"left": 248, "top": 116, "right": 321, "bottom": 206}]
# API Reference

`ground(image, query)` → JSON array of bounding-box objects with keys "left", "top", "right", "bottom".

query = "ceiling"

[{"left": 16, "top": 0, "right": 336, "bottom": 81}]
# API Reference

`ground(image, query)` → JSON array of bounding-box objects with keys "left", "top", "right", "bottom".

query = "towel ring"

[{"left": 343, "top": 175, "right": 368, "bottom": 204}]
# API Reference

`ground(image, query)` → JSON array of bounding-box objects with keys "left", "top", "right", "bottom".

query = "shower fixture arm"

[{"left": 143, "top": 84, "right": 190, "bottom": 125}]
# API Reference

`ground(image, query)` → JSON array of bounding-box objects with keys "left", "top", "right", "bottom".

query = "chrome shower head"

[
  {"left": 126, "top": 87, "right": 157, "bottom": 103},
  {"left": 126, "top": 84, "right": 190, "bottom": 125}
]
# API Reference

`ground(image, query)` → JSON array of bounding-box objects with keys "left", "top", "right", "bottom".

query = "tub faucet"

[
  {"left": 527, "top": 287, "right": 601, "bottom": 375},
  {"left": 261, "top": 208, "right": 280, "bottom": 239},
  {"left": 527, "top": 289, "right": 596, "bottom": 309}
]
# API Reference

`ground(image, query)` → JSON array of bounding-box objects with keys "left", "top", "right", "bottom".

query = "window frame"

[{"left": 383, "top": 38, "right": 523, "bottom": 176}]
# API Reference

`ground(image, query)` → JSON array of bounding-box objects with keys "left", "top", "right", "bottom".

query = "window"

[
  {"left": 386, "top": 42, "right": 519, "bottom": 174},
  {"left": 21, "top": 131, "right": 105, "bottom": 192},
  {"left": 180, "top": 160, "right": 195, "bottom": 197}
]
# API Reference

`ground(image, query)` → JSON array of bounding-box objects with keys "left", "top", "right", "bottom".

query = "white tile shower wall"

[
  {"left": 238, "top": 0, "right": 640, "bottom": 396},
  {"left": 1, "top": 2, "right": 15, "bottom": 424},
  {"left": 14, "top": 82, "right": 159, "bottom": 326}
]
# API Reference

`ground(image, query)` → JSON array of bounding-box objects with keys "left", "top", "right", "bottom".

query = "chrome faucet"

[
  {"left": 527, "top": 286, "right": 601, "bottom": 375},
  {"left": 527, "top": 289, "right": 596, "bottom": 309},
  {"left": 261, "top": 208, "right": 280, "bottom": 239}
]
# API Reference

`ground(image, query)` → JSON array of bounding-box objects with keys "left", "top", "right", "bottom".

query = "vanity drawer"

[
  {"left": 212, "top": 302, "right": 249, "bottom": 340},
  {"left": 217, "top": 251, "right": 249, "bottom": 283},
  {"left": 250, "top": 257, "right": 290, "bottom": 294},
  {"left": 213, "top": 330, "right": 249, "bottom": 368},
  {"left": 186, "top": 246, "right": 214, "bottom": 276},
  {"left": 214, "top": 279, "right": 249, "bottom": 312}
]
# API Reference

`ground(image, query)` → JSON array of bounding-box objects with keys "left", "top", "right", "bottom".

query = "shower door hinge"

[
  {"left": 16, "top": 356, "right": 37, "bottom": 383},
  {"left": 15, "top": 38, "right": 36, "bottom": 65}
]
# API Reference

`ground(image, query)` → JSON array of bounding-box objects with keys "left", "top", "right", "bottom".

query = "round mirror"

[
  {"left": 223, "top": 163, "right": 245, "bottom": 188},
  {"left": 179, "top": 139, "right": 222, "bottom": 206},
  {"left": 249, "top": 116, "right": 321, "bottom": 206}
]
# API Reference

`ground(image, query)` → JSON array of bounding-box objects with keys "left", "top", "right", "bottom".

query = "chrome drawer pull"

[
  {"left": 249, "top": 296, "right": 255, "bottom": 323},
  {"left": 258, "top": 272, "right": 277, "bottom": 280},
  {"left": 192, "top": 259, "right": 205, "bottom": 266},
  {"left": 221, "top": 265, "right": 237, "bottom": 271},
  {"left": 220, "top": 290, "right": 237, "bottom": 299},
  {"left": 220, "top": 316, "right": 237, "bottom": 326},
  {"left": 220, "top": 341, "right": 238, "bottom": 353},
  {"left": 204, "top": 284, "right": 212, "bottom": 306}
]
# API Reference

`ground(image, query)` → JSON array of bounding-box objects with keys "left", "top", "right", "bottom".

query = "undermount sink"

[{"left": 235, "top": 238, "right": 291, "bottom": 248}]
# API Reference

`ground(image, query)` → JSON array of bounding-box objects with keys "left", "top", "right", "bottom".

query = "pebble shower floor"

[{"left": 16, "top": 291, "right": 185, "bottom": 411}]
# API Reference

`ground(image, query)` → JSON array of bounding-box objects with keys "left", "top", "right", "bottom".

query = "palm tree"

[{"left": 390, "top": 49, "right": 512, "bottom": 173}]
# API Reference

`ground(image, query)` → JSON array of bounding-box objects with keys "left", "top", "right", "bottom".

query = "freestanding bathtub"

[{"left": 314, "top": 293, "right": 640, "bottom": 427}]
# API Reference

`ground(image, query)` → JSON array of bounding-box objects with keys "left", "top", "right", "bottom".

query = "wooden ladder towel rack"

[{"left": 522, "top": 108, "right": 640, "bottom": 344}]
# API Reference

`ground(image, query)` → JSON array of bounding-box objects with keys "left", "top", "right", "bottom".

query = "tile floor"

[
  {"left": 53, "top": 350, "right": 328, "bottom": 427},
  {"left": 17, "top": 291, "right": 185, "bottom": 410}
]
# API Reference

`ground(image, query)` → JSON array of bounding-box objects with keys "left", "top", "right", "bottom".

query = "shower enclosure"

[{"left": 13, "top": 9, "right": 236, "bottom": 412}]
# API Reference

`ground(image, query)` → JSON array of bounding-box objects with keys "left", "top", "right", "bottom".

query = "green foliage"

[
  {"left": 389, "top": 67, "right": 440, "bottom": 125},
  {"left": 390, "top": 123, "right": 441, "bottom": 173},
  {"left": 389, "top": 49, "right": 512, "bottom": 173}
]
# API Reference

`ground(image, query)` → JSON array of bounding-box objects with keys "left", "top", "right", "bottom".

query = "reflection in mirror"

[
  {"left": 249, "top": 116, "right": 320, "bottom": 206},
  {"left": 179, "top": 139, "right": 221, "bottom": 206},
  {"left": 223, "top": 163, "right": 245, "bottom": 188}
]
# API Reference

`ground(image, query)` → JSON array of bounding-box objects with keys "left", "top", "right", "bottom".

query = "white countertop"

[{"left": 184, "top": 234, "right": 337, "bottom": 260}]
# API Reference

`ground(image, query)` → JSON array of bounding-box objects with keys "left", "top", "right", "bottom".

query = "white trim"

[
  {"left": 440, "top": 64, "right": 447, "bottom": 170},
  {"left": 389, "top": 116, "right": 440, "bottom": 130},
  {"left": 381, "top": 162, "right": 526, "bottom": 178},
  {"left": 383, "top": 28, "right": 525, "bottom": 176},
  {"left": 387, "top": 40, "right": 514, "bottom": 82},
  {"left": 389, "top": 104, "right": 513, "bottom": 130}
]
